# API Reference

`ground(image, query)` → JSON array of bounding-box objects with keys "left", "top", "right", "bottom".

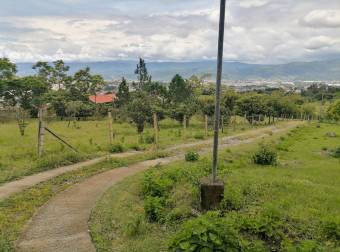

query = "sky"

[{"left": 1, "top": 0, "right": 340, "bottom": 64}]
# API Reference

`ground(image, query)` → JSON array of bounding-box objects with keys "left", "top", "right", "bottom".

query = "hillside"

[{"left": 16, "top": 59, "right": 340, "bottom": 81}]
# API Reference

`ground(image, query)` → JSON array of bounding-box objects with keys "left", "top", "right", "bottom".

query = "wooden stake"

[
  {"left": 108, "top": 111, "right": 113, "bottom": 145},
  {"left": 153, "top": 113, "right": 159, "bottom": 145},
  {"left": 205, "top": 115, "right": 208, "bottom": 138},
  {"left": 38, "top": 107, "right": 45, "bottom": 158},
  {"left": 221, "top": 115, "right": 224, "bottom": 133}
]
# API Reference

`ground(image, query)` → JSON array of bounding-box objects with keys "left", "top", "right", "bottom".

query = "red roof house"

[{"left": 89, "top": 93, "right": 117, "bottom": 104}]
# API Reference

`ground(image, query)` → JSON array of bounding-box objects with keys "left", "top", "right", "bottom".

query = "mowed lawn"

[
  {"left": 90, "top": 123, "right": 340, "bottom": 251},
  {"left": 0, "top": 117, "right": 251, "bottom": 184}
]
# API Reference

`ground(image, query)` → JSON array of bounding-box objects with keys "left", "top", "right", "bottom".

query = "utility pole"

[
  {"left": 200, "top": 0, "right": 226, "bottom": 211},
  {"left": 212, "top": 0, "right": 226, "bottom": 182}
]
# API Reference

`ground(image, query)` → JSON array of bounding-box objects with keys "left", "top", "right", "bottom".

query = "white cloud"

[
  {"left": 1, "top": 0, "right": 340, "bottom": 63},
  {"left": 301, "top": 10, "right": 340, "bottom": 28}
]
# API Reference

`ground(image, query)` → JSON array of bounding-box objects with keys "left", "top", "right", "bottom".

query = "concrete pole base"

[{"left": 200, "top": 177, "right": 224, "bottom": 211}]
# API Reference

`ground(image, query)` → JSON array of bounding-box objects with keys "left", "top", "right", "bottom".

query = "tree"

[
  {"left": 1, "top": 76, "right": 48, "bottom": 114},
  {"left": 68, "top": 67, "right": 105, "bottom": 101},
  {"left": 134, "top": 58, "right": 151, "bottom": 90},
  {"left": 32, "top": 61, "right": 54, "bottom": 88},
  {"left": 0, "top": 58, "right": 17, "bottom": 80},
  {"left": 33, "top": 60, "right": 71, "bottom": 90},
  {"left": 168, "top": 74, "right": 193, "bottom": 103},
  {"left": 116, "top": 77, "right": 130, "bottom": 107},
  {"left": 236, "top": 94, "right": 268, "bottom": 123},
  {"left": 327, "top": 100, "right": 340, "bottom": 121},
  {"left": 126, "top": 91, "right": 152, "bottom": 133},
  {"left": 52, "top": 60, "right": 71, "bottom": 90}
]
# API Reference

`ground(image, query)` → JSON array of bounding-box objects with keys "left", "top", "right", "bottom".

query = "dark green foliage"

[
  {"left": 116, "top": 77, "right": 130, "bottom": 107},
  {"left": 252, "top": 144, "right": 277, "bottom": 166},
  {"left": 332, "top": 147, "right": 340, "bottom": 158},
  {"left": 322, "top": 217, "right": 340, "bottom": 242},
  {"left": 126, "top": 91, "right": 152, "bottom": 133},
  {"left": 141, "top": 170, "right": 172, "bottom": 198},
  {"left": 109, "top": 143, "right": 124, "bottom": 153},
  {"left": 0, "top": 57, "right": 17, "bottom": 80},
  {"left": 144, "top": 196, "right": 165, "bottom": 222},
  {"left": 185, "top": 152, "right": 200, "bottom": 162},
  {"left": 134, "top": 58, "right": 152, "bottom": 90},
  {"left": 168, "top": 213, "right": 253, "bottom": 252},
  {"left": 144, "top": 134, "right": 155, "bottom": 144}
]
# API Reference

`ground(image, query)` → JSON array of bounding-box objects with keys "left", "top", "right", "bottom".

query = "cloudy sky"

[{"left": 1, "top": 0, "right": 340, "bottom": 63}]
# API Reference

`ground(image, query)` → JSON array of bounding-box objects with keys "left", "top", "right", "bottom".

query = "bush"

[
  {"left": 144, "top": 196, "right": 165, "bottom": 222},
  {"left": 109, "top": 143, "right": 124, "bottom": 153},
  {"left": 332, "top": 147, "right": 340, "bottom": 158},
  {"left": 124, "top": 214, "right": 146, "bottom": 237},
  {"left": 322, "top": 217, "right": 340, "bottom": 241},
  {"left": 193, "top": 133, "right": 205, "bottom": 140},
  {"left": 169, "top": 213, "right": 261, "bottom": 251},
  {"left": 144, "top": 134, "right": 155, "bottom": 144},
  {"left": 185, "top": 151, "right": 200, "bottom": 162},
  {"left": 141, "top": 171, "right": 173, "bottom": 198},
  {"left": 252, "top": 144, "right": 277, "bottom": 166}
]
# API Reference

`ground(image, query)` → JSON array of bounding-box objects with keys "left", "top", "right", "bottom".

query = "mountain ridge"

[{"left": 16, "top": 59, "right": 340, "bottom": 81}]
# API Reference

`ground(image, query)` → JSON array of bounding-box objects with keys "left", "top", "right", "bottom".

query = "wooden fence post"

[
  {"left": 153, "top": 113, "right": 159, "bottom": 145},
  {"left": 38, "top": 107, "right": 45, "bottom": 158},
  {"left": 108, "top": 111, "right": 113, "bottom": 145},
  {"left": 221, "top": 115, "right": 224, "bottom": 133},
  {"left": 205, "top": 115, "right": 208, "bottom": 138}
]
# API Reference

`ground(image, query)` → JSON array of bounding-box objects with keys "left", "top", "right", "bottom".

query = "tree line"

[{"left": 1, "top": 57, "right": 340, "bottom": 133}]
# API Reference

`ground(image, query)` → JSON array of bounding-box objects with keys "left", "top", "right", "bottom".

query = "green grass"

[
  {"left": 0, "top": 149, "right": 172, "bottom": 251},
  {"left": 0, "top": 117, "right": 254, "bottom": 185},
  {"left": 89, "top": 123, "right": 340, "bottom": 251}
]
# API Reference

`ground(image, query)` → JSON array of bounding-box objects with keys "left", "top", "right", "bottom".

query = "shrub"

[
  {"left": 144, "top": 134, "right": 155, "bottom": 144},
  {"left": 109, "top": 143, "right": 124, "bottom": 153},
  {"left": 169, "top": 213, "right": 253, "bottom": 251},
  {"left": 193, "top": 133, "right": 205, "bottom": 140},
  {"left": 322, "top": 217, "right": 340, "bottom": 241},
  {"left": 144, "top": 196, "right": 165, "bottom": 222},
  {"left": 141, "top": 171, "right": 173, "bottom": 198},
  {"left": 124, "top": 214, "right": 146, "bottom": 237},
  {"left": 332, "top": 147, "right": 340, "bottom": 158},
  {"left": 185, "top": 151, "right": 200, "bottom": 162},
  {"left": 252, "top": 144, "right": 277, "bottom": 166}
]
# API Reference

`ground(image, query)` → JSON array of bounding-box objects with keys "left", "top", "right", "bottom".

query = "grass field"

[
  {"left": 90, "top": 122, "right": 340, "bottom": 251},
  {"left": 0, "top": 116, "right": 253, "bottom": 185}
]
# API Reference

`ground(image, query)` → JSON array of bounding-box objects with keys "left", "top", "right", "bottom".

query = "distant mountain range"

[{"left": 16, "top": 59, "right": 340, "bottom": 81}]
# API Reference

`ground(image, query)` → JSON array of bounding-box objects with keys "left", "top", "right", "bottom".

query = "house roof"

[{"left": 89, "top": 93, "right": 116, "bottom": 104}]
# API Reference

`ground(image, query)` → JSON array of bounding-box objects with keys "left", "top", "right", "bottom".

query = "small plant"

[
  {"left": 109, "top": 143, "right": 124, "bottom": 153},
  {"left": 144, "top": 196, "right": 165, "bottom": 222},
  {"left": 144, "top": 134, "right": 155, "bottom": 144},
  {"left": 332, "top": 147, "right": 340, "bottom": 158},
  {"left": 185, "top": 151, "right": 200, "bottom": 162},
  {"left": 124, "top": 214, "right": 146, "bottom": 237},
  {"left": 169, "top": 213, "right": 248, "bottom": 252},
  {"left": 252, "top": 144, "right": 277, "bottom": 166},
  {"left": 193, "top": 133, "right": 205, "bottom": 140}
]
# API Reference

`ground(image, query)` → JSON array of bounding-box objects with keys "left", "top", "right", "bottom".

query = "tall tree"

[
  {"left": 168, "top": 74, "right": 193, "bottom": 103},
  {"left": 134, "top": 58, "right": 151, "bottom": 90},
  {"left": 116, "top": 77, "right": 130, "bottom": 107},
  {"left": 32, "top": 61, "right": 54, "bottom": 88},
  {"left": 52, "top": 60, "right": 71, "bottom": 90},
  {"left": 0, "top": 58, "right": 17, "bottom": 80}
]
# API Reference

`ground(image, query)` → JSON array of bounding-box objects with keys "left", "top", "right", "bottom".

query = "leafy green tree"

[
  {"left": 237, "top": 94, "right": 268, "bottom": 123},
  {"left": 135, "top": 58, "right": 151, "bottom": 90},
  {"left": 32, "top": 61, "right": 54, "bottom": 88},
  {"left": 65, "top": 101, "right": 94, "bottom": 119},
  {"left": 126, "top": 91, "right": 152, "bottom": 133},
  {"left": 1, "top": 76, "right": 48, "bottom": 114},
  {"left": 0, "top": 58, "right": 17, "bottom": 80},
  {"left": 168, "top": 74, "right": 193, "bottom": 103},
  {"left": 327, "top": 100, "right": 340, "bottom": 121},
  {"left": 115, "top": 77, "right": 130, "bottom": 107},
  {"left": 68, "top": 67, "right": 105, "bottom": 101}
]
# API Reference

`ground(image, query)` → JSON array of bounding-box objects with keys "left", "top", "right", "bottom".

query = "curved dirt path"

[{"left": 16, "top": 122, "right": 302, "bottom": 252}]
